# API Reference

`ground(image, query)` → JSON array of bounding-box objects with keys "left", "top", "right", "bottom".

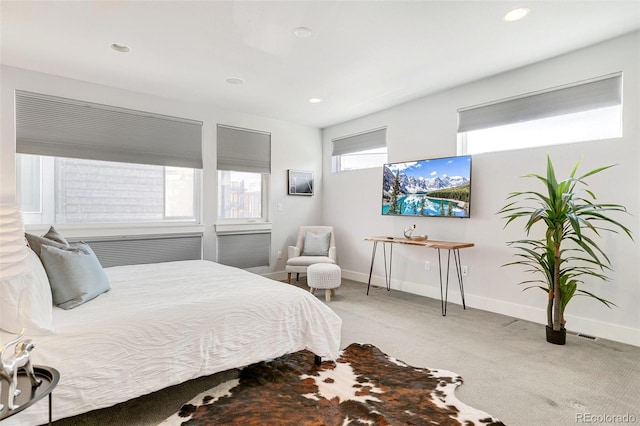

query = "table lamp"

[{"left": 0, "top": 203, "right": 28, "bottom": 281}]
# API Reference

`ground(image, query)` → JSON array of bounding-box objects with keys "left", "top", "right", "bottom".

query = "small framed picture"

[{"left": 288, "top": 170, "right": 314, "bottom": 196}]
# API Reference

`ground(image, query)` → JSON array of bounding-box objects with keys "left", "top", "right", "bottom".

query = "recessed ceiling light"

[
  {"left": 504, "top": 7, "right": 530, "bottom": 22},
  {"left": 110, "top": 43, "right": 131, "bottom": 53},
  {"left": 225, "top": 77, "right": 244, "bottom": 85},
  {"left": 309, "top": 98, "right": 322, "bottom": 104},
  {"left": 293, "top": 27, "right": 312, "bottom": 38}
]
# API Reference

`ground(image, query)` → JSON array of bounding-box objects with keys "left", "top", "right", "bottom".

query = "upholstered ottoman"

[{"left": 307, "top": 263, "right": 341, "bottom": 302}]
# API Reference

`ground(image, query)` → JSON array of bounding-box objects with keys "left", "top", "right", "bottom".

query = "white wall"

[
  {"left": 0, "top": 66, "right": 324, "bottom": 276},
  {"left": 322, "top": 31, "right": 640, "bottom": 346}
]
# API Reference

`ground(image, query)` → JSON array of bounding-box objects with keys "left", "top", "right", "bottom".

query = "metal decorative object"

[
  {"left": 0, "top": 329, "right": 42, "bottom": 411},
  {"left": 403, "top": 224, "right": 427, "bottom": 241},
  {"left": 403, "top": 224, "right": 416, "bottom": 239}
]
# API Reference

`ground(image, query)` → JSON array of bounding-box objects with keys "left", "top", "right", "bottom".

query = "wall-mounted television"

[{"left": 382, "top": 155, "right": 472, "bottom": 218}]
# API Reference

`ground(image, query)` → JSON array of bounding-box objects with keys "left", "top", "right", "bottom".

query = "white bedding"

[{"left": 1, "top": 260, "right": 342, "bottom": 425}]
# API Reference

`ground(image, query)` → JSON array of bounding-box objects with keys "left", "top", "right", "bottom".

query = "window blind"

[
  {"left": 332, "top": 127, "right": 387, "bottom": 156},
  {"left": 216, "top": 232, "right": 270, "bottom": 269},
  {"left": 68, "top": 233, "right": 203, "bottom": 268},
  {"left": 15, "top": 90, "right": 203, "bottom": 169},
  {"left": 217, "top": 125, "right": 271, "bottom": 173},
  {"left": 457, "top": 73, "right": 622, "bottom": 133}
]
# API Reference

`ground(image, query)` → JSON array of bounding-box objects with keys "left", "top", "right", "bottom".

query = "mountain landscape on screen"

[{"left": 382, "top": 155, "right": 472, "bottom": 218}]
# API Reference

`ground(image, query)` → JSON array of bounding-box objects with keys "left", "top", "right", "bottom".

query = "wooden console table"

[{"left": 364, "top": 236, "right": 474, "bottom": 316}]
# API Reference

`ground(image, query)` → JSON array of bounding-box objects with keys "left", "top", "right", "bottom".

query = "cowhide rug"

[{"left": 160, "top": 343, "right": 504, "bottom": 425}]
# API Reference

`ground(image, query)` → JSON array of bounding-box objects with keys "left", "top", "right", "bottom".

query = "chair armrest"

[
  {"left": 288, "top": 246, "right": 300, "bottom": 258},
  {"left": 328, "top": 246, "right": 337, "bottom": 261}
]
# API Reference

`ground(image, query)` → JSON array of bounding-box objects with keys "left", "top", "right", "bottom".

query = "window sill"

[{"left": 215, "top": 222, "right": 272, "bottom": 234}]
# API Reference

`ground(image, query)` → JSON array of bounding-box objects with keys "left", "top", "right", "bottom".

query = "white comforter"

[{"left": 2, "top": 260, "right": 342, "bottom": 425}]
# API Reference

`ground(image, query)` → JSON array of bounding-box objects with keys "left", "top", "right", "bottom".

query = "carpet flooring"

[{"left": 53, "top": 278, "right": 640, "bottom": 426}]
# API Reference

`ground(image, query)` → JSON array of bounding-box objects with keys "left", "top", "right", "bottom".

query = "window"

[
  {"left": 218, "top": 171, "right": 265, "bottom": 219},
  {"left": 165, "top": 166, "right": 198, "bottom": 219},
  {"left": 217, "top": 125, "right": 270, "bottom": 222},
  {"left": 17, "top": 154, "right": 200, "bottom": 225},
  {"left": 332, "top": 127, "right": 387, "bottom": 172},
  {"left": 14, "top": 91, "right": 204, "bottom": 226},
  {"left": 333, "top": 146, "right": 388, "bottom": 172},
  {"left": 16, "top": 153, "right": 42, "bottom": 214},
  {"left": 457, "top": 73, "right": 622, "bottom": 155}
]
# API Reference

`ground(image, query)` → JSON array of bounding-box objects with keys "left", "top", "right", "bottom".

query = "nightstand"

[{"left": 0, "top": 366, "right": 60, "bottom": 425}]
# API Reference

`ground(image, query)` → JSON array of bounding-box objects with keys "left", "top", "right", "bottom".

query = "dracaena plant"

[{"left": 498, "top": 155, "right": 632, "bottom": 332}]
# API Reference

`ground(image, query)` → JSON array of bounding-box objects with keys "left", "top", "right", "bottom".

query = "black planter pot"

[{"left": 546, "top": 326, "right": 567, "bottom": 345}]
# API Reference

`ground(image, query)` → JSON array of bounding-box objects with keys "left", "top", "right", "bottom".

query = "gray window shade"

[
  {"left": 457, "top": 73, "right": 622, "bottom": 133},
  {"left": 217, "top": 125, "right": 271, "bottom": 173},
  {"left": 216, "top": 232, "right": 271, "bottom": 269},
  {"left": 332, "top": 127, "right": 387, "bottom": 156},
  {"left": 67, "top": 233, "right": 202, "bottom": 268},
  {"left": 16, "top": 90, "right": 203, "bottom": 169}
]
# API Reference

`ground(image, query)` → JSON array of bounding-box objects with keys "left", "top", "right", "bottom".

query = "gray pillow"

[
  {"left": 25, "top": 226, "right": 70, "bottom": 259},
  {"left": 40, "top": 242, "right": 110, "bottom": 310},
  {"left": 302, "top": 231, "right": 331, "bottom": 256}
]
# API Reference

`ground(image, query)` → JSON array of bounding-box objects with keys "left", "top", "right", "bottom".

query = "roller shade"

[
  {"left": 217, "top": 125, "right": 271, "bottom": 173},
  {"left": 68, "top": 233, "right": 203, "bottom": 268},
  {"left": 16, "top": 90, "right": 203, "bottom": 169},
  {"left": 458, "top": 73, "right": 622, "bottom": 133},
  {"left": 216, "top": 232, "right": 271, "bottom": 269},
  {"left": 332, "top": 127, "right": 387, "bottom": 156}
]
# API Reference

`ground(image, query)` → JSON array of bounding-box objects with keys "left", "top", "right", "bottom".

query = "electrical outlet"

[
  {"left": 277, "top": 250, "right": 282, "bottom": 259},
  {"left": 462, "top": 265, "right": 469, "bottom": 277},
  {"left": 424, "top": 260, "right": 431, "bottom": 271}
]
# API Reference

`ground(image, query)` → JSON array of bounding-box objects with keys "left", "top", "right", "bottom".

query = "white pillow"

[
  {"left": 302, "top": 231, "right": 331, "bottom": 256},
  {"left": 0, "top": 247, "right": 54, "bottom": 335}
]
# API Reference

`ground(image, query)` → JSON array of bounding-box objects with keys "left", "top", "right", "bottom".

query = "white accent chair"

[{"left": 286, "top": 226, "right": 336, "bottom": 284}]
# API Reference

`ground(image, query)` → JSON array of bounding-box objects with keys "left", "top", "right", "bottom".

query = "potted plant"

[{"left": 498, "top": 156, "right": 632, "bottom": 344}]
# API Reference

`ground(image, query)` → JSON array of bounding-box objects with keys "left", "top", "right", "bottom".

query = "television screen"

[{"left": 382, "top": 155, "right": 472, "bottom": 218}]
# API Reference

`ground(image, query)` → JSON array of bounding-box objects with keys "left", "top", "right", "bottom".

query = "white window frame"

[
  {"left": 216, "top": 124, "right": 271, "bottom": 226},
  {"left": 216, "top": 170, "right": 270, "bottom": 224},
  {"left": 17, "top": 154, "right": 202, "bottom": 226},
  {"left": 332, "top": 146, "right": 388, "bottom": 173}
]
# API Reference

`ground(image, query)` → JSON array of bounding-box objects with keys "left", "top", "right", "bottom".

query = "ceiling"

[{"left": 2, "top": 1, "right": 639, "bottom": 129}]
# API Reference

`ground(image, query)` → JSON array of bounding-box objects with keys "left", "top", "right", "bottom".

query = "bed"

[{"left": 0, "top": 245, "right": 342, "bottom": 425}]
